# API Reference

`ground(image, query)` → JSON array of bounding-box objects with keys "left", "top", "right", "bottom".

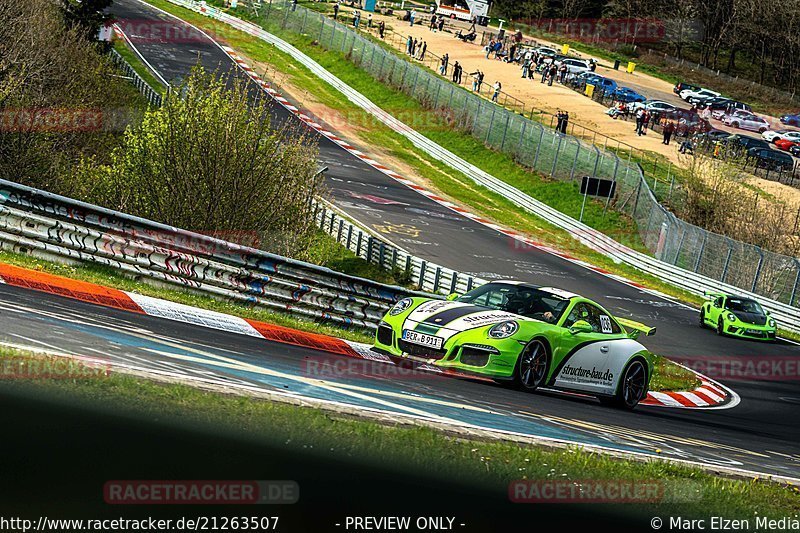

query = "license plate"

[
  {"left": 402, "top": 330, "right": 444, "bottom": 350},
  {"left": 746, "top": 329, "right": 762, "bottom": 335}
]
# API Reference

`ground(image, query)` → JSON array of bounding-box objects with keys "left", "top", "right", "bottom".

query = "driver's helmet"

[{"left": 503, "top": 291, "right": 531, "bottom": 314}]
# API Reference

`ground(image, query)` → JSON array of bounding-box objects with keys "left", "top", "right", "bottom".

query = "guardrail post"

[
  {"left": 366, "top": 236, "right": 374, "bottom": 263},
  {"left": 346, "top": 225, "right": 353, "bottom": 250},
  {"left": 356, "top": 231, "right": 363, "bottom": 258},
  {"left": 433, "top": 267, "right": 441, "bottom": 292},
  {"left": 328, "top": 212, "right": 336, "bottom": 233},
  {"left": 391, "top": 248, "right": 398, "bottom": 270},
  {"left": 418, "top": 261, "right": 427, "bottom": 290},
  {"left": 379, "top": 243, "right": 386, "bottom": 268},
  {"left": 752, "top": 248, "right": 765, "bottom": 292},
  {"left": 405, "top": 254, "right": 412, "bottom": 277},
  {"left": 336, "top": 219, "right": 344, "bottom": 242},
  {"left": 449, "top": 272, "right": 458, "bottom": 293},
  {"left": 466, "top": 277, "right": 474, "bottom": 292}
]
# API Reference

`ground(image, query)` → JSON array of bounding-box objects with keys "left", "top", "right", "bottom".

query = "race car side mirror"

[
  {"left": 569, "top": 320, "right": 593, "bottom": 335},
  {"left": 446, "top": 293, "right": 460, "bottom": 301}
]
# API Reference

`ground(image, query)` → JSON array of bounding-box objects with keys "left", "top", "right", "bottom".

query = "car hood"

[
  {"left": 731, "top": 311, "right": 768, "bottom": 326},
  {"left": 402, "top": 300, "right": 535, "bottom": 341}
]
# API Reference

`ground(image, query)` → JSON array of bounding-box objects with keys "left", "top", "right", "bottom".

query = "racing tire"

[
  {"left": 599, "top": 359, "right": 648, "bottom": 410},
  {"left": 717, "top": 317, "right": 725, "bottom": 336},
  {"left": 699, "top": 308, "right": 707, "bottom": 328},
  {"left": 514, "top": 339, "right": 550, "bottom": 392}
]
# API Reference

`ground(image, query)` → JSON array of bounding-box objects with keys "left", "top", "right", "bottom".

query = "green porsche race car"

[
  {"left": 373, "top": 281, "right": 657, "bottom": 409},
  {"left": 699, "top": 291, "right": 777, "bottom": 341}
]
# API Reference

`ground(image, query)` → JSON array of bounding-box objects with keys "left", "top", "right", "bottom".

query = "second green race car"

[
  {"left": 373, "top": 281, "right": 657, "bottom": 409},
  {"left": 699, "top": 291, "right": 777, "bottom": 341}
]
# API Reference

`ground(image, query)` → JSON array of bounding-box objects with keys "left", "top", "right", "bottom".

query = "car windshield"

[
  {"left": 456, "top": 283, "right": 571, "bottom": 323},
  {"left": 726, "top": 298, "right": 764, "bottom": 314}
]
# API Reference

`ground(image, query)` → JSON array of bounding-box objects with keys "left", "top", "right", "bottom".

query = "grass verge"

[
  {"left": 112, "top": 39, "right": 168, "bottom": 94},
  {"left": 0, "top": 345, "right": 795, "bottom": 517}
]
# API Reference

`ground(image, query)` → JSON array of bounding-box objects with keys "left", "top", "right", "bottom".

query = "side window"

[
  {"left": 584, "top": 304, "right": 621, "bottom": 334},
  {"left": 714, "top": 297, "right": 724, "bottom": 308},
  {"left": 562, "top": 303, "right": 586, "bottom": 329}
]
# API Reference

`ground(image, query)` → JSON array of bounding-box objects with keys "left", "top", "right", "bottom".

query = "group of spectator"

[
  {"left": 555, "top": 109, "right": 570, "bottom": 134},
  {"left": 406, "top": 36, "right": 427, "bottom": 61}
]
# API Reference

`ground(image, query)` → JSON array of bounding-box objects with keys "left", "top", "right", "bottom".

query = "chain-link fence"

[
  {"left": 172, "top": 0, "right": 800, "bottom": 307},
  {"left": 109, "top": 49, "right": 164, "bottom": 107}
]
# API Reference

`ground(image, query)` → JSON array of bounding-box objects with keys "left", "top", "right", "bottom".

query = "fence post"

[
  {"left": 516, "top": 120, "right": 528, "bottom": 161},
  {"left": 485, "top": 106, "right": 496, "bottom": 143},
  {"left": 570, "top": 140, "right": 581, "bottom": 180},
  {"left": 433, "top": 267, "right": 442, "bottom": 292},
  {"left": 418, "top": 261, "right": 427, "bottom": 290},
  {"left": 366, "top": 236, "right": 374, "bottom": 263},
  {"left": 532, "top": 126, "right": 545, "bottom": 168},
  {"left": 356, "top": 231, "right": 363, "bottom": 258},
  {"left": 336, "top": 219, "right": 344, "bottom": 242},
  {"left": 790, "top": 260, "right": 800, "bottom": 306},
  {"left": 752, "top": 249, "right": 765, "bottom": 292},
  {"left": 694, "top": 233, "right": 707, "bottom": 273},
  {"left": 720, "top": 240, "right": 733, "bottom": 283},
  {"left": 550, "top": 135, "right": 563, "bottom": 177},
  {"left": 346, "top": 225, "right": 353, "bottom": 250},
  {"left": 499, "top": 113, "right": 510, "bottom": 151},
  {"left": 449, "top": 272, "right": 458, "bottom": 294},
  {"left": 673, "top": 226, "right": 687, "bottom": 265}
]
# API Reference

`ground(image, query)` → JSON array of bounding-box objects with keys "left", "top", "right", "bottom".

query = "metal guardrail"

[
  {"left": 109, "top": 49, "right": 164, "bottom": 107},
  {"left": 0, "top": 179, "right": 440, "bottom": 330},
  {"left": 161, "top": 0, "right": 800, "bottom": 332}
]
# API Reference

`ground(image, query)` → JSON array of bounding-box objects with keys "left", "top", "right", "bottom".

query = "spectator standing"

[
  {"left": 556, "top": 110, "right": 564, "bottom": 132},
  {"left": 558, "top": 63, "right": 567, "bottom": 83},
  {"left": 333, "top": 2, "right": 339, "bottom": 20},
  {"left": 639, "top": 109, "right": 652, "bottom": 135},
  {"left": 440, "top": 53, "right": 449, "bottom": 75},
  {"left": 367, "top": 13, "right": 372, "bottom": 28},
  {"left": 663, "top": 121, "right": 675, "bottom": 145},
  {"left": 540, "top": 63, "right": 548, "bottom": 83},
  {"left": 492, "top": 81, "right": 501, "bottom": 102},
  {"left": 418, "top": 41, "right": 427, "bottom": 61},
  {"left": 561, "top": 111, "right": 569, "bottom": 133},
  {"left": 477, "top": 71, "right": 485, "bottom": 91},
  {"left": 547, "top": 64, "right": 557, "bottom": 86},
  {"left": 409, "top": 9, "right": 416, "bottom": 26},
  {"left": 378, "top": 21, "right": 385, "bottom": 38},
  {"left": 353, "top": 10, "right": 360, "bottom": 28},
  {"left": 406, "top": 35, "right": 412, "bottom": 55},
  {"left": 430, "top": 15, "right": 436, "bottom": 31},
  {"left": 486, "top": 39, "right": 494, "bottom": 59},
  {"left": 452, "top": 61, "right": 462, "bottom": 84},
  {"left": 521, "top": 58, "right": 530, "bottom": 78},
  {"left": 411, "top": 38, "right": 417, "bottom": 57},
  {"left": 438, "top": 17, "right": 445, "bottom": 32},
  {"left": 471, "top": 70, "right": 481, "bottom": 91},
  {"left": 635, "top": 108, "right": 644, "bottom": 134}
]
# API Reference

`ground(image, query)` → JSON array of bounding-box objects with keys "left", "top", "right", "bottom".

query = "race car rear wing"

[{"left": 615, "top": 317, "right": 656, "bottom": 340}]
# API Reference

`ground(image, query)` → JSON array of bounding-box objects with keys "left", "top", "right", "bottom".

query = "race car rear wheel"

[
  {"left": 600, "top": 358, "right": 648, "bottom": 410},
  {"left": 717, "top": 317, "right": 725, "bottom": 336},
  {"left": 516, "top": 339, "right": 549, "bottom": 392},
  {"left": 699, "top": 308, "right": 706, "bottom": 328}
]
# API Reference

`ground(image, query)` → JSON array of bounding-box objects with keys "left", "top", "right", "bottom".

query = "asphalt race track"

[{"left": 19, "top": 0, "right": 796, "bottom": 478}]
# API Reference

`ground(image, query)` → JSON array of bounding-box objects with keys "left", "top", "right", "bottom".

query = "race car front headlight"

[
  {"left": 727, "top": 313, "right": 736, "bottom": 322},
  {"left": 488, "top": 321, "right": 519, "bottom": 339},
  {"left": 389, "top": 298, "right": 413, "bottom": 316},
  {"left": 769, "top": 318, "right": 776, "bottom": 328}
]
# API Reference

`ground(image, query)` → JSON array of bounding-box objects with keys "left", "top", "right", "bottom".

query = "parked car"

[
  {"left": 611, "top": 87, "right": 645, "bottom": 103},
  {"left": 702, "top": 98, "right": 751, "bottom": 119},
  {"left": 674, "top": 81, "right": 701, "bottom": 95},
  {"left": 721, "top": 111, "right": 770, "bottom": 133},
  {"left": 560, "top": 58, "right": 590, "bottom": 74},
  {"left": 583, "top": 75, "right": 617, "bottom": 96},
  {"left": 780, "top": 113, "right": 800, "bottom": 126},
  {"left": 697, "top": 129, "right": 731, "bottom": 143},
  {"left": 746, "top": 147, "right": 795, "bottom": 171},
  {"left": 762, "top": 129, "right": 800, "bottom": 143},
  {"left": 774, "top": 138, "right": 799, "bottom": 151},
  {"left": 628, "top": 100, "right": 678, "bottom": 113},
  {"left": 726, "top": 134, "right": 770, "bottom": 156},
  {"left": 680, "top": 87, "right": 721, "bottom": 104},
  {"left": 791, "top": 144, "right": 800, "bottom": 157}
]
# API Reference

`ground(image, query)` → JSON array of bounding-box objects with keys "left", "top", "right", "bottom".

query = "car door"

[
  {"left": 706, "top": 296, "right": 724, "bottom": 325},
  {"left": 551, "top": 302, "right": 625, "bottom": 394}
]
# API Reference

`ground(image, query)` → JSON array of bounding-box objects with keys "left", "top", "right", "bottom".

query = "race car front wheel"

[
  {"left": 717, "top": 317, "right": 725, "bottom": 336},
  {"left": 699, "top": 309, "right": 706, "bottom": 328},
  {"left": 516, "top": 339, "right": 549, "bottom": 392},
  {"left": 600, "top": 359, "right": 648, "bottom": 409}
]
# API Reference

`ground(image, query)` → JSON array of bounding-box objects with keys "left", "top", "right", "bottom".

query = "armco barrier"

[
  {"left": 0, "top": 179, "right": 444, "bottom": 330},
  {"left": 152, "top": 0, "right": 800, "bottom": 332}
]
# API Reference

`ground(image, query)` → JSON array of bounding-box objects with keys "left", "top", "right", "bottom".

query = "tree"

[
  {"left": 61, "top": 0, "right": 112, "bottom": 40},
  {"left": 81, "top": 68, "right": 323, "bottom": 257}
]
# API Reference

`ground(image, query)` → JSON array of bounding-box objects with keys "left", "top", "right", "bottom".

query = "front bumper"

[
  {"left": 724, "top": 322, "right": 777, "bottom": 341},
  {"left": 373, "top": 323, "right": 521, "bottom": 378}
]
